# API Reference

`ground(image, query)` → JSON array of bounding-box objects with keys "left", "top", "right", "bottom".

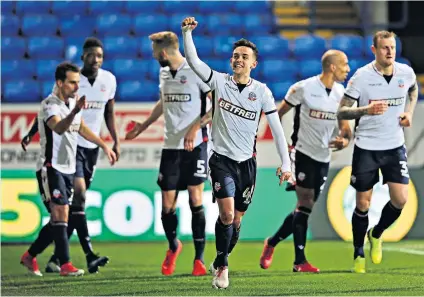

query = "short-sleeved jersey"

[
  {"left": 159, "top": 60, "right": 210, "bottom": 149},
  {"left": 206, "top": 71, "right": 277, "bottom": 162},
  {"left": 77, "top": 69, "right": 116, "bottom": 149},
  {"left": 285, "top": 76, "right": 345, "bottom": 163},
  {"left": 345, "top": 62, "right": 416, "bottom": 150},
  {"left": 36, "top": 94, "right": 82, "bottom": 174}
]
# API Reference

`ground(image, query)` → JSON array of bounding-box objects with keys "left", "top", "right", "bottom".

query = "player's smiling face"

[
  {"left": 83, "top": 47, "right": 103, "bottom": 72},
  {"left": 230, "top": 46, "right": 257, "bottom": 76},
  {"left": 372, "top": 37, "right": 396, "bottom": 67}
]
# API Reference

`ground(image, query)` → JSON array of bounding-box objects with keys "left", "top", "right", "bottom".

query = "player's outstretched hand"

[
  {"left": 184, "top": 125, "right": 197, "bottom": 152},
  {"left": 73, "top": 95, "right": 86, "bottom": 114},
  {"left": 21, "top": 134, "right": 32, "bottom": 152},
  {"left": 104, "top": 147, "right": 117, "bottom": 166},
  {"left": 399, "top": 112, "right": 412, "bottom": 127},
  {"left": 367, "top": 100, "right": 388, "bottom": 115},
  {"left": 181, "top": 17, "right": 198, "bottom": 32},
  {"left": 125, "top": 121, "right": 145, "bottom": 140},
  {"left": 329, "top": 136, "right": 349, "bottom": 151},
  {"left": 113, "top": 142, "right": 121, "bottom": 161},
  {"left": 276, "top": 166, "right": 291, "bottom": 186}
]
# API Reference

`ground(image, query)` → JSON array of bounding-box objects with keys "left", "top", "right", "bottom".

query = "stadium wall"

[{"left": 1, "top": 103, "right": 423, "bottom": 242}]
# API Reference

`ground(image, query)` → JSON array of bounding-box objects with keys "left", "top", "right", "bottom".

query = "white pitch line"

[{"left": 383, "top": 247, "right": 424, "bottom": 256}]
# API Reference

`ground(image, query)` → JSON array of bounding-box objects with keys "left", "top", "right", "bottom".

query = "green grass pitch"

[{"left": 2, "top": 240, "right": 424, "bottom": 295}]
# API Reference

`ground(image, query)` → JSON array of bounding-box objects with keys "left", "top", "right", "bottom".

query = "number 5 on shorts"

[{"left": 195, "top": 160, "right": 207, "bottom": 177}]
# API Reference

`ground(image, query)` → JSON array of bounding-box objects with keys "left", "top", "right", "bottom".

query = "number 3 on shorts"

[{"left": 399, "top": 161, "right": 409, "bottom": 178}]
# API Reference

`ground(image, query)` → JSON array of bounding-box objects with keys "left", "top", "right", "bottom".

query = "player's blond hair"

[
  {"left": 373, "top": 31, "right": 397, "bottom": 48},
  {"left": 149, "top": 31, "right": 179, "bottom": 53}
]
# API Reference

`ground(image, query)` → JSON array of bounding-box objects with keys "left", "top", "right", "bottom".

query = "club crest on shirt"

[
  {"left": 248, "top": 92, "right": 257, "bottom": 101},
  {"left": 214, "top": 182, "right": 221, "bottom": 192},
  {"left": 100, "top": 84, "right": 107, "bottom": 92},
  {"left": 180, "top": 75, "right": 187, "bottom": 84},
  {"left": 398, "top": 79, "right": 404, "bottom": 88}
]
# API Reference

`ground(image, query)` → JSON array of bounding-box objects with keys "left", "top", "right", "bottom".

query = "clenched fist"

[
  {"left": 367, "top": 100, "right": 388, "bottom": 115},
  {"left": 181, "top": 16, "right": 198, "bottom": 32}
]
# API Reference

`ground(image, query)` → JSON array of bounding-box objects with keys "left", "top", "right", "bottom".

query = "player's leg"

[{"left": 368, "top": 145, "right": 410, "bottom": 264}]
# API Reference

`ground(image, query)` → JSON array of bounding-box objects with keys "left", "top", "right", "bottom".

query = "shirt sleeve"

[
  {"left": 284, "top": 81, "right": 304, "bottom": 106},
  {"left": 42, "top": 101, "right": 60, "bottom": 122},
  {"left": 344, "top": 71, "right": 362, "bottom": 100},
  {"left": 262, "top": 86, "right": 277, "bottom": 114},
  {"left": 196, "top": 75, "right": 211, "bottom": 93},
  {"left": 408, "top": 66, "right": 417, "bottom": 91},
  {"left": 109, "top": 74, "right": 117, "bottom": 100}
]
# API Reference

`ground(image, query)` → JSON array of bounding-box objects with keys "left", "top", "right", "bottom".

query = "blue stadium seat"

[
  {"left": 89, "top": 1, "right": 124, "bottom": 14},
  {"left": 36, "top": 60, "right": 61, "bottom": 80},
  {"left": 125, "top": 1, "right": 162, "bottom": 14},
  {"left": 330, "top": 35, "right": 364, "bottom": 59},
  {"left": 293, "top": 35, "right": 327, "bottom": 59},
  {"left": 299, "top": 60, "right": 322, "bottom": 79},
  {"left": 397, "top": 57, "right": 411, "bottom": 66},
  {"left": 133, "top": 14, "right": 168, "bottom": 36},
  {"left": 104, "top": 37, "right": 138, "bottom": 59},
  {"left": 1, "top": 60, "right": 35, "bottom": 81},
  {"left": 64, "top": 44, "right": 82, "bottom": 63},
  {"left": 28, "top": 37, "right": 64, "bottom": 59},
  {"left": 22, "top": 15, "right": 58, "bottom": 36},
  {"left": 118, "top": 81, "right": 158, "bottom": 102},
  {"left": 270, "top": 81, "right": 296, "bottom": 100},
  {"left": 204, "top": 59, "right": 230, "bottom": 73},
  {"left": 163, "top": 1, "right": 199, "bottom": 14},
  {"left": 60, "top": 16, "right": 95, "bottom": 37},
  {"left": 139, "top": 37, "right": 153, "bottom": 58},
  {"left": 42, "top": 81, "right": 55, "bottom": 98},
  {"left": 349, "top": 59, "right": 367, "bottom": 74},
  {"left": 65, "top": 37, "right": 87, "bottom": 49},
  {"left": 52, "top": 1, "right": 88, "bottom": 15},
  {"left": 194, "top": 36, "right": 214, "bottom": 58},
  {"left": 4, "top": 80, "right": 42, "bottom": 102},
  {"left": 206, "top": 14, "right": 243, "bottom": 36},
  {"left": 198, "top": 1, "right": 234, "bottom": 14},
  {"left": 96, "top": 14, "right": 131, "bottom": 36},
  {"left": 112, "top": 59, "right": 150, "bottom": 81},
  {"left": 234, "top": 1, "right": 270, "bottom": 13},
  {"left": 15, "top": 1, "right": 51, "bottom": 15},
  {"left": 1, "top": 37, "right": 26, "bottom": 59},
  {"left": 262, "top": 60, "right": 298, "bottom": 82},
  {"left": 214, "top": 36, "right": 239, "bottom": 57},
  {"left": 250, "top": 36, "right": 290, "bottom": 58},
  {"left": 1, "top": 15, "right": 20, "bottom": 37},
  {"left": 101, "top": 61, "right": 114, "bottom": 72},
  {"left": 243, "top": 14, "right": 273, "bottom": 35},
  {"left": 2, "top": 1, "right": 15, "bottom": 14},
  {"left": 147, "top": 60, "right": 160, "bottom": 80},
  {"left": 364, "top": 35, "right": 402, "bottom": 58}
]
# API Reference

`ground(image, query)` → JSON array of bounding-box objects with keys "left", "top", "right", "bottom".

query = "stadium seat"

[
  {"left": 89, "top": 1, "right": 124, "bottom": 14},
  {"left": 104, "top": 37, "right": 138, "bottom": 59},
  {"left": 349, "top": 59, "right": 367, "bottom": 73},
  {"left": 329, "top": 35, "right": 364, "bottom": 58},
  {"left": 147, "top": 60, "right": 160, "bottom": 80},
  {"left": 125, "top": 1, "right": 163, "bottom": 14},
  {"left": 3, "top": 80, "right": 42, "bottom": 102},
  {"left": 52, "top": 1, "right": 88, "bottom": 15},
  {"left": 96, "top": 14, "right": 132, "bottom": 36},
  {"left": 364, "top": 35, "right": 402, "bottom": 58},
  {"left": 198, "top": 1, "right": 235, "bottom": 14},
  {"left": 15, "top": 1, "right": 51, "bottom": 15},
  {"left": 1, "top": 37, "right": 27, "bottom": 59},
  {"left": 206, "top": 14, "right": 243, "bottom": 36},
  {"left": 270, "top": 81, "right": 296, "bottom": 100},
  {"left": 22, "top": 15, "right": 58, "bottom": 36},
  {"left": 214, "top": 36, "right": 239, "bottom": 57},
  {"left": 65, "top": 37, "right": 87, "bottom": 49},
  {"left": 163, "top": 1, "right": 199, "bottom": 14},
  {"left": 36, "top": 60, "right": 62, "bottom": 81},
  {"left": 118, "top": 81, "right": 158, "bottom": 102},
  {"left": 234, "top": 1, "right": 270, "bottom": 13},
  {"left": 397, "top": 57, "right": 411, "bottom": 66},
  {"left": 261, "top": 60, "right": 298, "bottom": 82},
  {"left": 293, "top": 35, "right": 327, "bottom": 59},
  {"left": 28, "top": 37, "right": 64, "bottom": 59},
  {"left": 133, "top": 14, "right": 168, "bottom": 36},
  {"left": 64, "top": 44, "right": 82, "bottom": 63},
  {"left": 112, "top": 59, "right": 150, "bottom": 81},
  {"left": 244, "top": 14, "right": 273, "bottom": 35},
  {"left": 2, "top": 1, "right": 15, "bottom": 14},
  {"left": 194, "top": 36, "right": 215, "bottom": 58},
  {"left": 299, "top": 60, "right": 322, "bottom": 79},
  {"left": 250, "top": 36, "right": 290, "bottom": 58},
  {"left": 1, "top": 15, "right": 20, "bottom": 36},
  {"left": 101, "top": 61, "right": 114, "bottom": 72},
  {"left": 139, "top": 37, "right": 153, "bottom": 58},
  {"left": 42, "top": 81, "right": 55, "bottom": 98},
  {"left": 204, "top": 59, "right": 230, "bottom": 73},
  {"left": 1, "top": 60, "right": 35, "bottom": 81},
  {"left": 60, "top": 16, "right": 95, "bottom": 37}
]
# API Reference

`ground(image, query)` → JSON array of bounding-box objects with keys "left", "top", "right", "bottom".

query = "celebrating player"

[
  {"left": 20, "top": 37, "right": 119, "bottom": 274},
  {"left": 125, "top": 31, "right": 211, "bottom": 276},
  {"left": 260, "top": 50, "right": 352, "bottom": 273},
  {"left": 337, "top": 31, "right": 418, "bottom": 273},
  {"left": 20, "top": 62, "right": 116, "bottom": 277},
  {"left": 181, "top": 17, "right": 291, "bottom": 289}
]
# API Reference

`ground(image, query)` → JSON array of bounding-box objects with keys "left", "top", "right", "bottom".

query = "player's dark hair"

[
  {"left": 55, "top": 62, "right": 80, "bottom": 81},
  {"left": 373, "top": 31, "right": 396, "bottom": 48},
  {"left": 83, "top": 37, "right": 104, "bottom": 51},
  {"left": 233, "top": 39, "right": 259, "bottom": 59}
]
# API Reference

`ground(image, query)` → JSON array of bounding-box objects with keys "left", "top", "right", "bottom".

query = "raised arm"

[
  {"left": 181, "top": 17, "right": 213, "bottom": 82},
  {"left": 47, "top": 96, "right": 86, "bottom": 135}
]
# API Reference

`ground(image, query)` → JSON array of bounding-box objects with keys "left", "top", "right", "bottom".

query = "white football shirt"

[
  {"left": 285, "top": 75, "right": 345, "bottom": 163},
  {"left": 159, "top": 59, "right": 211, "bottom": 149},
  {"left": 345, "top": 62, "right": 416, "bottom": 150},
  {"left": 36, "top": 94, "right": 82, "bottom": 174},
  {"left": 206, "top": 71, "right": 277, "bottom": 162}
]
